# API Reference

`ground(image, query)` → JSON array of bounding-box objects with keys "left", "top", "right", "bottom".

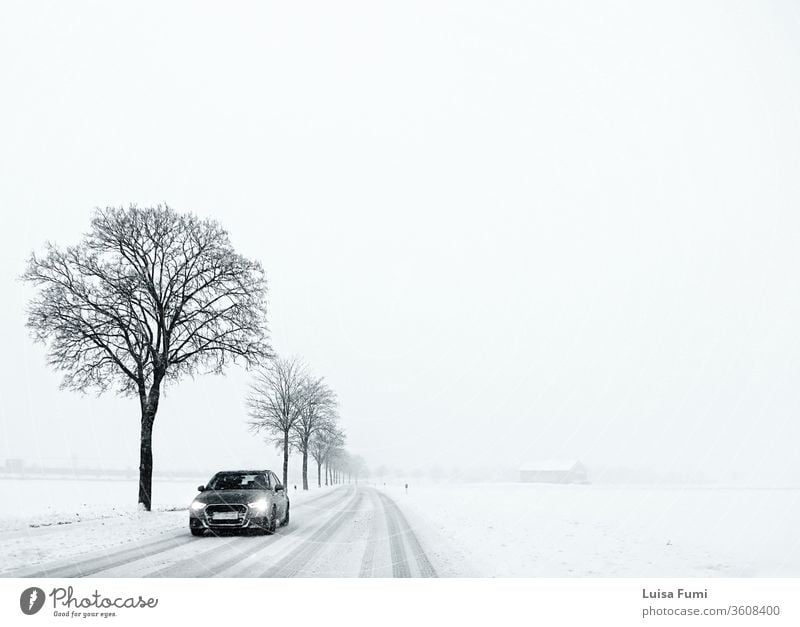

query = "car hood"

[{"left": 195, "top": 490, "right": 268, "bottom": 505}]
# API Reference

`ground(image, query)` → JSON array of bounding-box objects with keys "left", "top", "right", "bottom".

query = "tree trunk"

[
  {"left": 282, "top": 430, "right": 289, "bottom": 489},
  {"left": 301, "top": 449, "right": 309, "bottom": 490},
  {"left": 317, "top": 460, "right": 322, "bottom": 488},
  {"left": 325, "top": 462, "right": 329, "bottom": 486},
  {"left": 137, "top": 376, "right": 163, "bottom": 512},
  {"left": 138, "top": 413, "right": 154, "bottom": 511}
]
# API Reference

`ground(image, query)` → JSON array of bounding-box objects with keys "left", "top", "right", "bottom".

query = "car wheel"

[
  {"left": 281, "top": 501, "right": 290, "bottom": 527},
  {"left": 190, "top": 527, "right": 205, "bottom": 537}
]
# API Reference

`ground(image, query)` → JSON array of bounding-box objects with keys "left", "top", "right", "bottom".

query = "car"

[{"left": 189, "top": 469, "right": 290, "bottom": 537}]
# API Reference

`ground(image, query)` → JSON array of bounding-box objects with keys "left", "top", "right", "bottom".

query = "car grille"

[{"left": 205, "top": 503, "right": 248, "bottom": 526}]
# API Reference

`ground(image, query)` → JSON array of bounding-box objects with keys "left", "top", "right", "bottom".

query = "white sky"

[{"left": 2, "top": 0, "right": 800, "bottom": 484}]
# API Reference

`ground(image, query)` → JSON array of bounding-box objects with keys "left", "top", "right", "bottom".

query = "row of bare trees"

[
  {"left": 246, "top": 356, "right": 354, "bottom": 491},
  {"left": 22, "top": 204, "right": 365, "bottom": 509}
]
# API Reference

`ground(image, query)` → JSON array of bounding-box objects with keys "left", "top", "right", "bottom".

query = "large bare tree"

[
  {"left": 247, "top": 356, "right": 307, "bottom": 489},
  {"left": 23, "top": 205, "right": 271, "bottom": 510},
  {"left": 292, "top": 376, "right": 337, "bottom": 490}
]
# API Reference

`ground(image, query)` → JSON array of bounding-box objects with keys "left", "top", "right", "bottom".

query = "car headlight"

[
  {"left": 248, "top": 499, "right": 268, "bottom": 511},
  {"left": 190, "top": 501, "right": 206, "bottom": 511}
]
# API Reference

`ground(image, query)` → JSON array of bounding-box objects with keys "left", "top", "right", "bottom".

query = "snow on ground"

[
  {"left": 384, "top": 482, "right": 800, "bottom": 577},
  {"left": 0, "top": 478, "right": 198, "bottom": 528},
  {"left": 0, "top": 478, "right": 332, "bottom": 575},
  {"left": 3, "top": 478, "right": 800, "bottom": 577}
]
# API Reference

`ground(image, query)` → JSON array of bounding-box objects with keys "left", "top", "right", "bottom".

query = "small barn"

[{"left": 519, "top": 460, "right": 588, "bottom": 484}]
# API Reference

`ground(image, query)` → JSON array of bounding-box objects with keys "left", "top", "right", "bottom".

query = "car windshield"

[{"left": 207, "top": 473, "right": 267, "bottom": 491}]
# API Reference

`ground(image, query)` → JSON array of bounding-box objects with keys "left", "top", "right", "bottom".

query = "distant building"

[
  {"left": 4, "top": 458, "right": 25, "bottom": 472},
  {"left": 519, "top": 460, "right": 588, "bottom": 484}
]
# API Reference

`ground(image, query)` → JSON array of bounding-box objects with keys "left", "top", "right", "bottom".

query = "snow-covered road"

[{"left": 1, "top": 486, "right": 439, "bottom": 578}]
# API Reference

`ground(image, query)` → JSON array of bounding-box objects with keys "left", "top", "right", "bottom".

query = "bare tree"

[
  {"left": 23, "top": 205, "right": 271, "bottom": 510},
  {"left": 247, "top": 356, "right": 307, "bottom": 489},
  {"left": 291, "top": 376, "right": 336, "bottom": 490},
  {"left": 310, "top": 421, "right": 345, "bottom": 488}
]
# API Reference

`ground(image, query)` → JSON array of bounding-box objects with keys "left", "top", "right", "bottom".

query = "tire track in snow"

[
  {"left": 217, "top": 486, "right": 357, "bottom": 577},
  {"left": 259, "top": 489, "right": 362, "bottom": 577},
  {"left": 306, "top": 489, "right": 372, "bottom": 576},
  {"left": 380, "top": 492, "right": 410, "bottom": 577},
  {"left": 145, "top": 536, "right": 254, "bottom": 578},
  {"left": 379, "top": 491, "right": 437, "bottom": 578},
  {"left": 20, "top": 531, "right": 193, "bottom": 578},
  {"left": 358, "top": 488, "right": 384, "bottom": 577}
]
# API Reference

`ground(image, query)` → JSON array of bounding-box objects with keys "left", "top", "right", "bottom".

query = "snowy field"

[
  {"left": 0, "top": 477, "right": 199, "bottom": 527},
  {"left": 386, "top": 483, "right": 800, "bottom": 577}
]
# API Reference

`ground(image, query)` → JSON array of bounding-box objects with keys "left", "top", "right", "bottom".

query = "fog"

[{"left": 2, "top": 0, "right": 800, "bottom": 486}]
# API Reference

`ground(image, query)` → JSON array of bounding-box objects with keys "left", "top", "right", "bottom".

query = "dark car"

[{"left": 189, "top": 469, "right": 290, "bottom": 536}]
